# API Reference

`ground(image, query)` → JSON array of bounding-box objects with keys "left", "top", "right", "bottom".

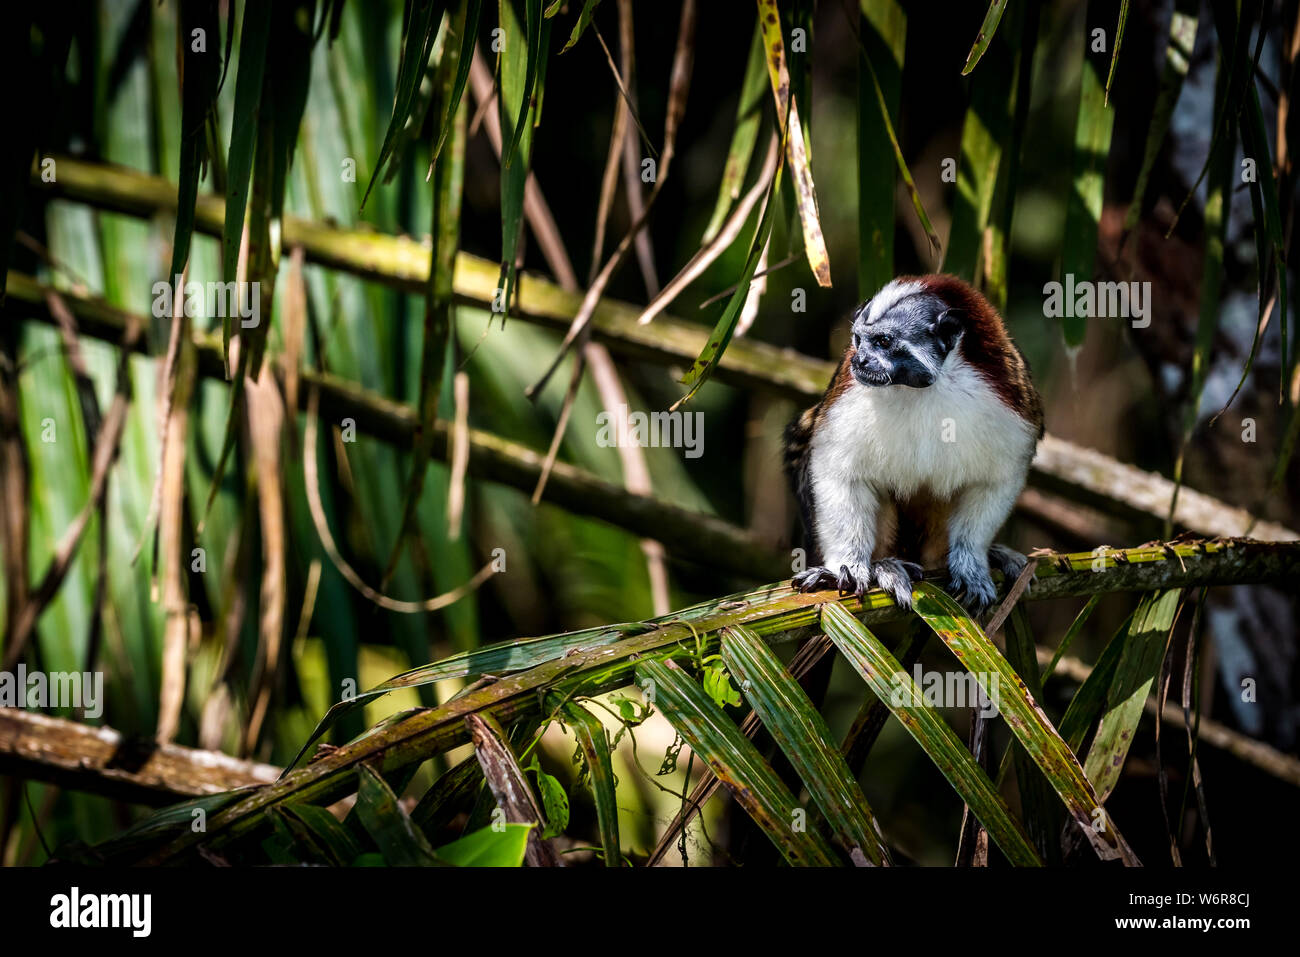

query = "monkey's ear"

[{"left": 934, "top": 308, "right": 966, "bottom": 354}]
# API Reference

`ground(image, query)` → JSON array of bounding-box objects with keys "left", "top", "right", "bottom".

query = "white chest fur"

[{"left": 809, "top": 355, "right": 1037, "bottom": 502}]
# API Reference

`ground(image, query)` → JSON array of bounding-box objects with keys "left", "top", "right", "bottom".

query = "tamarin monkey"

[{"left": 784, "top": 274, "right": 1044, "bottom": 613}]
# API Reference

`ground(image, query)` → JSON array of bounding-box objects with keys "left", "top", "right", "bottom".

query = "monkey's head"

[{"left": 848, "top": 279, "right": 965, "bottom": 388}]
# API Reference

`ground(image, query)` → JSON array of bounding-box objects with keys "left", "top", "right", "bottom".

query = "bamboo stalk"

[
  {"left": 1033, "top": 434, "right": 1295, "bottom": 541},
  {"left": 31, "top": 156, "right": 824, "bottom": 399},
  {"left": 28, "top": 157, "right": 1294, "bottom": 541},
  {"left": 2, "top": 273, "right": 789, "bottom": 582},
  {"left": 141, "top": 537, "right": 1300, "bottom": 862}
]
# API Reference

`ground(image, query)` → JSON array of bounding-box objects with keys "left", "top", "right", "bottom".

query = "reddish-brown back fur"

[{"left": 902, "top": 274, "right": 1044, "bottom": 434}]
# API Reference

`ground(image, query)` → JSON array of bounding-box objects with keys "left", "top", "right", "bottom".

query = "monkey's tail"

[
  {"left": 781, "top": 407, "right": 815, "bottom": 482},
  {"left": 783, "top": 406, "right": 818, "bottom": 557}
]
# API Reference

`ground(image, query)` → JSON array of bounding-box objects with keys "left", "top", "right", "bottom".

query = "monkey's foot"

[
  {"left": 792, "top": 559, "right": 922, "bottom": 608},
  {"left": 792, "top": 565, "right": 841, "bottom": 593},
  {"left": 945, "top": 550, "right": 998, "bottom": 615},
  {"left": 988, "top": 544, "right": 1033, "bottom": 587},
  {"left": 869, "top": 558, "right": 923, "bottom": 609}
]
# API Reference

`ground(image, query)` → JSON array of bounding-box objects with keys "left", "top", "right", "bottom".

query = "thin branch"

[
  {"left": 43, "top": 289, "right": 110, "bottom": 674},
  {"left": 243, "top": 355, "right": 288, "bottom": 751},
  {"left": 985, "top": 558, "right": 1039, "bottom": 638},
  {"left": 590, "top": 17, "right": 655, "bottom": 158},
  {"left": 446, "top": 371, "right": 471, "bottom": 539},
  {"left": 636, "top": 135, "right": 779, "bottom": 327},
  {"left": 0, "top": 323, "right": 29, "bottom": 656},
  {"left": 697, "top": 251, "right": 798, "bottom": 309},
  {"left": 129, "top": 272, "right": 186, "bottom": 565},
  {"left": 589, "top": 28, "right": 631, "bottom": 285},
  {"left": 0, "top": 709, "right": 280, "bottom": 806},
  {"left": 303, "top": 384, "right": 499, "bottom": 613},
  {"left": 609, "top": 0, "right": 659, "bottom": 297}
]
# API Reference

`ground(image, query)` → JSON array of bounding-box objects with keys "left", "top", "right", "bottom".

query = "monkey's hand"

[
  {"left": 793, "top": 558, "right": 922, "bottom": 608},
  {"left": 988, "top": 544, "right": 1033, "bottom": 587}
]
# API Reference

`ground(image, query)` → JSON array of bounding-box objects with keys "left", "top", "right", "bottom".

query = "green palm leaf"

[
  {"left": 1082, "top": 589, "right": 1182, "bottom": 803},
  {"left": 720, "top": 624, "right": 890, "bottom": 864},
  {"left": 563, "top": 701, "right": 623, "bottom": 866},
  {"left": 910, "top": 583, "right": 1139, "bottom": 864},
  {"left": 637, "top": 657, "right": 840, "bottom": 866},
  {"left": 355, "top": 764, "right": 444, "bottom": 866},
  {"left": 961, "top": 0, "right": 1010, "bottom": 75},
  {"left": 819, "top": 601, "right": 1042, "bottom": 866}
]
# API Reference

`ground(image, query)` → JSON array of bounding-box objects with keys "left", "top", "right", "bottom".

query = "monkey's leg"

[
  {"left": 793, "top": 473, "right": 877, "bottom": 598},
  {"left": 945, "top": 483, "right": 1021, "bottom": 613},
  {"left": 793, "top": 474, "right": 873, "bottom": 596},
  {"left": 793, "top": 478, "right": 921, "bottom": 607}
]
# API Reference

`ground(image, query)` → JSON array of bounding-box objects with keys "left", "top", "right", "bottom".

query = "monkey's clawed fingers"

[
  {"left": 870, "top": 558, "right": 921, "bottom": 609},
  {"left": 836, "top": 565, "right": 867, "bottom": 599},
  {"left": 792, "top": 566, "right": 840, "bottom": 593},
  {"left": 792, "top": 560, "right": 920, "bottom": 609},
  {"left": 946, "top": 569, "right": 998, "bottom": 615},
  {"left": 791, "top": 563, "right": 870, "bottom": 599},
  {"left": 988, "top": 544, "right": 1034, "bottom": 589}
]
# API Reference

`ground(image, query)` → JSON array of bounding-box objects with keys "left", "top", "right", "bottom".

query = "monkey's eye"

[
  {"left": 851, "top": 332, "right": 861, "bottom": 349},
  {"left": 872, "top": 334, "right": 893, "bottom": 350}
]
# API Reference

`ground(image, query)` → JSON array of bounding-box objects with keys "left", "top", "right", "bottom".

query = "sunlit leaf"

[
  {"left": 755, "top": 0, "right": 831, "bottom": 286},
  {"left": 910, "top": 584, "right": 1138, "bottom": 864},
  {"left": 819, "top": 601, "right": 1042, "bottom": 866},
  {"left": 961, "top": 0, "right": 1009, "bottom": 75},
  {"left": 435, "top": 822, "right": 532, "bottom": 866},
  {"left": 721, "top": 625, "right": 890, "bottom": 865},
  {"left": 1083, "top": 590, "right": 1182, "bottom": 803}
]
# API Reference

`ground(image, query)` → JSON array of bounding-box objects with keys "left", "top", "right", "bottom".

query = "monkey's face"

[{"left": 848, "top": 291, "right": 964, "bottom": 389}]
